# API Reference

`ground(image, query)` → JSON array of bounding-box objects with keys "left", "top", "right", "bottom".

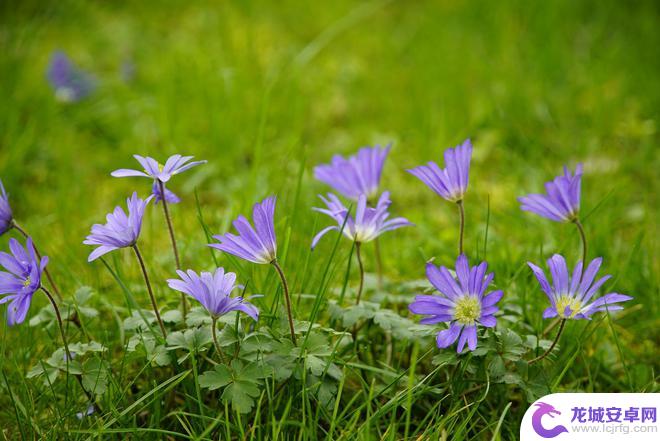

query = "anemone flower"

[
  {"left": 84, "top": 192, "right": 166, "bottom": 338},
  {"left": 0, "top": 179, "right": 13, "bottom": 236},
  {"left": 409, "top": 254, "right": 503, "bottom": 353},
  {"left": 167, "top": 268, "right": 259, "bottom": 321},
  {"left": 111, "top": 154, "right": 206, "bottom": 183},
  {"left": 519, "top": 164, "right": 583, "bottom": 223},
  {"left": 314, "top": 144, "right": 391, "bottom": 201},
  {"left": 210, "top": 197, "right": 278, "bottom": 265},
  {"left": 83, "top": 192, "right": 150, "bottom": 262},
  {"left": 311, "top": 191, "right": 412, "bottom": 249},
  {"left": 47, "top": 51, "right": 95, "bottom": 103},
  {"left": 528, "top": 254, "right": 632, "bottom": 320},
  {"left": 152, "top": 181, "right": 180, "bottom": 205},
  {"left": 407, "top": 139, "right": 472, "bottom": 203},
  {"left": 210, "top": 196, "right": 297, "bottom": 345},
  {"left": 0, "top": 238, "right": 47, "bottom": 326}
]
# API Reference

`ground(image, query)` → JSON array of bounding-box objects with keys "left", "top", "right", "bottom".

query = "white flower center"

[{"left": 454, "top": 295, "right": 481, "bottom": 325}]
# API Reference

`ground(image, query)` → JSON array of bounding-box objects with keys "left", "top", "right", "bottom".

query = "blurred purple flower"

[
  {"left": 314, "top": 145, "right": 391, "bottom": 201},
  {"left": 409, "top": 254, "right": 502, "bottom": 352},
  {"left": 152, "top": 181, "right": 180, "bottom": 205},
  {"left": 210, "top": 197, "right": 278, "bottom": 264},
  {"left": 528, "top": 254, "right": 632, "bottom": 320},
  {"left": 518, "top": 164, "right": 583, "bottom": 222},
  {"left": 407, "top": 139, "right": 472, "bottom": 202},
  {"left": 47, "top": 51, "right": 95, "bottom": 103},
  {"left": 83, "top": 192, "right": 151, "bottom": 262},
  {"left": 311, "top": 191, "right": 412, "bottom": 248},
  {"left": 0, "top": 179, "right": 13, "bottom": 235},
  {"left": 0, "top": 238, "right": 48, "bottom": 326},
  {"left": 76, "top": 405, "right": 95, "bottom": 420},
  {"left": 167, "top": 268, "right": 259, "bottom": 320},
  {"left": 111, "top": 154, "right": 206, "bottom": 183}
]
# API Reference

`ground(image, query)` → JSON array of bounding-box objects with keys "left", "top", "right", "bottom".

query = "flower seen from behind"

[
  {"left": 83, "top": 192, "right": 151, "bottom": 262},
  {"left": 111, "top": 154, "right": 206, "bottom": 183},
  {"left": 518, "top": 164, "right": 583, "bottom": 222},
  {"left": 210, "top": 196, "right": 278, "bottom": 264},
  {"left": 407, "top": 139, "right": 472, "bottom": 202},
  {"left": 0, "top": 179, "right": 13, "bottom": 235},
  {"left": 167, "top": 268, "right": 259, "bottom": 320},
  {"left": 314, "top": 144, "right": 391, "bottom": 201}
]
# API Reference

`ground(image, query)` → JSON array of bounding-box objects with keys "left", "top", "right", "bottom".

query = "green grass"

[{"left": 1, "top": 0, "right": 658, "bottom": 439}]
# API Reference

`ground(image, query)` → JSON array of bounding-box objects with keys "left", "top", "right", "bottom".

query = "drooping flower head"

[
  {"left": 0, "top": 179, "right": 13, "bottom": 235},
  {"left": 152, "top": 181, "right": 180, "bottom": 205},
  {"left": 311, "top": 191, "right": 412, "bottom": 248},
  {"left": 167, "top": 268, "right": 259, "bottom": 320},
  {"left": 518, "top": 164, "right": 583, "bottom": 222},
  {"left": 111, "top": 154, "right": 207, "bottom": 183},
  {"left": 407, "top": 139, "right": 472, "bottom": 203},
  {"left": 0, "top": 238, "right": 48, "bottom": 326},
  {"left": 409, "top": 254, "right": 502, "bottom": 353},
  {"left": 210, "top": 197, "right": 277, "bottom": 264},
  {"left": 314, "top": 144, "right": 391, "bottom": 201},
  {"left": 528, "top": 254, "right": 632, "bottom": 320},
  {"left": 47, "top": 51, "right": 95, "bottom": 103},
  {"left": 84, "top": 192, "right": 151, "bottom": 262}
]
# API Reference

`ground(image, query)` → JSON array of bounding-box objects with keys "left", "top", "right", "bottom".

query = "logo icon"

[{"left": 531, "top": 402, "right": 569, "bottom": 439}]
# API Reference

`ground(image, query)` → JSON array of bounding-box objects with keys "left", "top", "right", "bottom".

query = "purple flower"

[
  {"left": 0, "top": 179, "right": 13, "bottom": 235},
  {"left": 518, "top": 164, "right": 583, "bottom": 222},
  {"left": 407, "top": 139, "right": 472, "bottom": 202},
  {"left": 528, "top": 254, "right": 632, "bottom": 320},
  {"left": 210, "top": 197, "right": 278, "bottom": 264},
  {"left": 83, "top": 192, "right": 151, "bottom": 262},
  {"left": 409, "top": 254, "right": 502, "bottom": 352},
  {"left": 0, "top": 238, "right": 48, "bottom": 326},
  {"left": 167, "top": 268, "right": 259, "bottom": 320},
  {"left": 47, "top": 51, "right": 95, "bottom": 103},
  {"left": 311, "top": 191, "right": 412, "bottom": 248},
  {"left": 111, "top": 154, "right": 206, "bottom": 183},
  {"left": 314, "top": 145, "right": 391, "bottom": 201},
  {"left": 152, "top": 181, "right": 180, "bottom": 205}
]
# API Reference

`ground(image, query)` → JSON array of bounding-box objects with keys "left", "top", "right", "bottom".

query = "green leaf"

[
  {"left": 199, "top": 365, "right": 232, "bottom": 390},
  {"left": 221, "top": 381, "right": 260, "bottom": 413},
  {"left": 74, "top": 286, "right": 94, "bottom": 305},
  {"left": 81, "top": 359, "right": 108, "bottom": 395},
  {"left": 488, "top": 355, "right": 506, "bottom": 379}
]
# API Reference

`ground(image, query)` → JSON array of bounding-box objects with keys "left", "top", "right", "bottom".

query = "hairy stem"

[
  {"left": 355, "top": 242, "right": 365, "bottom": 305},
  {"left": 373, "top": 237, "right": 383, "bottom": 290},
  {"left": 574, "top": 218, "right": 588, "bottom": 266},
  {"left": 529, "top": 319, "right": 566, "bottom": 364},
  {"left": 132, "top": 245, "right": 167, "bottom": 339},
  {"left": 211, "top": 316, "right": 226, "bottom": 363},
  {"left": 457, "top": 200, "right": 465, "bottom": 255},
  {"left": 41, "top": 286, "right": 97, "bottom": 407},
  {"left": 272, "top": 260, "right": 297, "bottom": 346},
  {"left": 158, "top": 180, "right": 187, "bottom": 318},
  {"left": 13, "top": 222, "right": 61, "bottom": 300}
]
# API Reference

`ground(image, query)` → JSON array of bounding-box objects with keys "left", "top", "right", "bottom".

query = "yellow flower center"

[
  {"left": 23, "top": 277, "right": 31, "bottom": 288},
  {"left": 454, "top": 296, "right": 481, "bottom": 325},
  {"left": 158, "top": 162, "right": 164, "bottom": 172},
  {"left": 555, "top": 295, "right": 583, "bottom": 318}
]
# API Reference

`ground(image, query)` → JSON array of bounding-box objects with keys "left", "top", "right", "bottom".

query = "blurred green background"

[{"left": 0, "top": 0, "right": 658, "bottom": 436}]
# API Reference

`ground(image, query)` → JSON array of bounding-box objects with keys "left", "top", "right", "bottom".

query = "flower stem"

[
  {"left": 158, "top": 180, "right": 187, "bottom": 318},
  {"left": 529, "top": 319, "right": 566, "bottom": 364},
  {"left": 13, "top": 222, "right": 62, "bottom": 300},
  {"left": 457, "top": 200, "right": 465, "bottom": 255},
  {"left": 574, "top": 219, "right": 588, "bottom": 266},
  {"left": 41, "top": 286, "right": 97, "bottom": 407},
  {"left": 132, "top": 245, "right": 167, "bottom": 339},
  {"left": 373, "top": 238, "right": 383, "bottom": 290},
  {"left": 211, "top": 316, "right": 225, "bottom": 363},
  {"left": 271, "top": 260, "right": 297, "bottom": 346},
  {"left": 355, "top": 242, "right": 365, "bottom": 305}
]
